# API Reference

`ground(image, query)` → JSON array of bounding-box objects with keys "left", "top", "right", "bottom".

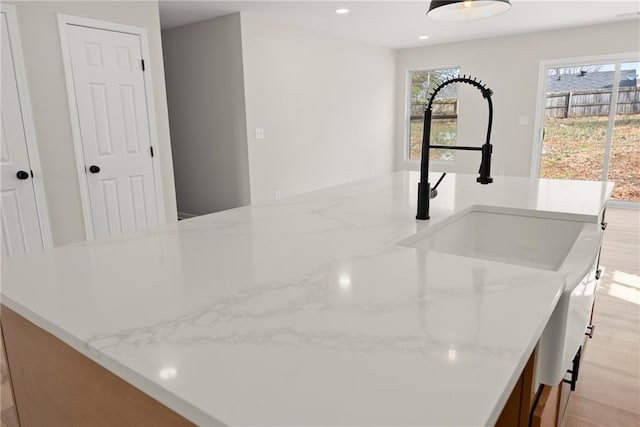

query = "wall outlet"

[
  {"left": 274, "top": 190, "right": 281, "bottom": 200},
  {"left": 255, "top": 128, "right": 265, "bottom": 140},
  {"left": 518, "top": 116, "right": 529, "bottom": 125}
]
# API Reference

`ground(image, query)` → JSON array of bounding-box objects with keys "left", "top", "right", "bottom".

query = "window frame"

[{"left": 404, "top": 66, "right": 461, "bottom": 167}]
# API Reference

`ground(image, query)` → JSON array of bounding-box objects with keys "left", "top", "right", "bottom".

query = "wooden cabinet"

[
  {"left": 1, "top": 305, "right": 194, "bottom": 427},
  {"left": 531, "top": 378, "right": 572, "bottom": 427},
  {"left": 496, "top": 350, "right": 537, "bottom": 427}
]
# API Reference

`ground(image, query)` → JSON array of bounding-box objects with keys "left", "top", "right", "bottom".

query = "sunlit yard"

[
  {"left": 540, "top": 116, "right": 640, "bottom": 202},
  {"left": 410, "top": 115, "right": 639, "bottom": 202},
  {"left": 410, "top": 119, "right": 457, "bottom": 161}
]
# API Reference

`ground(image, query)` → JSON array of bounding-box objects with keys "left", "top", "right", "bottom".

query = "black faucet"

[{"left": 416, "top": 75, "right": 495, "bottom": 220}]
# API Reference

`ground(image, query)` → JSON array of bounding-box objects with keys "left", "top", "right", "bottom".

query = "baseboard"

[{"left": 177, "top": 212, "right": 197, "bottom": 220}]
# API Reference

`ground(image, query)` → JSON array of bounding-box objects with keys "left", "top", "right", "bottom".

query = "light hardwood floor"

[
  {"left": 0, "top": 325, "right": 18, "bottom": 427},
  {"left": 0, "top": 208, "right": 638, "bottom": 427}
]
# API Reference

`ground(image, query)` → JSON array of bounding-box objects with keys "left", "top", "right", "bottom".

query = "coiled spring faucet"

[{"left": 416, "top": 75, "right": 495, "bottom": 220}]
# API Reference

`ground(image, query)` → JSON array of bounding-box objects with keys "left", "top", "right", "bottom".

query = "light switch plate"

[{"left": 255, "top": 128, "right": 265, "bottom": 139}]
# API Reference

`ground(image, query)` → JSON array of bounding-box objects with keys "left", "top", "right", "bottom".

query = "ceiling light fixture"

[
  {"left": 427, "top": 0, "right": 511, "bottom": 21},
  {"left": 418, "top": 35, "right": 430, "bottom": 40},
  {"left": 336, "top": 8, "right": 349, "bottom": 15}
]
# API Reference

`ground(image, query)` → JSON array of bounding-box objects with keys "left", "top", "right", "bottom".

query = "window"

[{"left": 408, "top": 67, "right": 460, "bottom": 161}]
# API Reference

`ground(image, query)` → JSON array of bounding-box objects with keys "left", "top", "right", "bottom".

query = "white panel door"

[
  {"left": 0, "top": 13, "right": 44, "bottom": 258},
  {"left": 66, "top": 24, "right": 159, "bottom": 239}
]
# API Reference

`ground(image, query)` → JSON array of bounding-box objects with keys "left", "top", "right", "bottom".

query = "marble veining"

[{"left": 1, "top": 172, "right": 613, "bottom": 426}]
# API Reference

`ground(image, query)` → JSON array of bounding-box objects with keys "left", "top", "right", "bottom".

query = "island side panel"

[
  {"left": 0, "top": 305, "right": 194, "bottom": 427},
  {"left": 495, "top": 349, "right": 537, "bottom": 427}
]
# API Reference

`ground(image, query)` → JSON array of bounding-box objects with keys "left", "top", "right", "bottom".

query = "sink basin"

[
  {"left": 399, "top": 205, "right": 603, "bottom": 386},
  {"left": 399, "top": 207, "right": 586, "bottom": 271}
]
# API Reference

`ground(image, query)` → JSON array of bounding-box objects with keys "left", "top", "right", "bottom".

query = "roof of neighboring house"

[{"left": 547, "top": 69, "right": 637, "bottom": 93}]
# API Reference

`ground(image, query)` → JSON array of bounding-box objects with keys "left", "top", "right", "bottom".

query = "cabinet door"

[
  {"left": 496, "top": 350, "right": 536, "bottom": 427},
  {"left": 532, "top": 385, "right": 561, "bottom": 427}
]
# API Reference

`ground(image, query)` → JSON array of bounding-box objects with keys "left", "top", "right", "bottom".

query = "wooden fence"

[
  {"left": 410, "top": 99, "right": 457, "bottom": 121},
  {"left": 545, "top": 87, "right": 640, "bottom": 118},
  {"left": 412, "top": 88, "right": 639, "bottom": 120}
]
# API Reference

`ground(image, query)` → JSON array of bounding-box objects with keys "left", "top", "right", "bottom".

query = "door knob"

[
  {"left": 89, "top": 165, "right": 101, "bottom": 174},
  {"left": 16, "top": 170, "right": 30, "bottom": 180}
]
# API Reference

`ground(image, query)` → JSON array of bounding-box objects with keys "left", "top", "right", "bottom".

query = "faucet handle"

[
  {"left": 430, "top": 172, "right": 447, "bottom": 199},
  {"left": 432, "top": 172, "right": 447, "bottom": 191}
]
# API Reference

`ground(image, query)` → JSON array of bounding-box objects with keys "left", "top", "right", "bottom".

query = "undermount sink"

[
  {"left": 399, "top": 205, "right": 603, "bottom": 386},
  {"left": 399, "top": 207, "right": 585, "bottom": 271}
]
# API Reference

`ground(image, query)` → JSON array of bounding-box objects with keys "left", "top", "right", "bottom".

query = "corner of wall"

[
  {"left": 163, "top": 12, "right": 252, "bottom": 214},
  {"left": 234, "top": 12, "right": 253, "bottom": 206}
]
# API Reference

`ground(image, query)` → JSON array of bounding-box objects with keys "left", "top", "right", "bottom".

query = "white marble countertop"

[{"left": 1, "top": 172, "right": 613, "bottom": 426}]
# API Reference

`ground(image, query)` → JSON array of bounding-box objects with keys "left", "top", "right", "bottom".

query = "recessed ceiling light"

[
  {"left": 336, "top": 8, "right": 349, "bottom": 15},
  {"left": 418, "top": 35, "right": 430, "bottom": 40}
]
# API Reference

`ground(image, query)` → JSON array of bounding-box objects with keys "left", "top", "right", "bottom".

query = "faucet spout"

[{"left": 416, "top": 75, "right": 496, "bottom": 220}]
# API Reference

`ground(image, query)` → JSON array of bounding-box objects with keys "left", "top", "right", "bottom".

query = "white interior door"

[
  {"left": 0, "top": 13, "right": 44, "bottom": 258},
  {"left": 65, "top": 24, "right": 159, "bottom": 239}
]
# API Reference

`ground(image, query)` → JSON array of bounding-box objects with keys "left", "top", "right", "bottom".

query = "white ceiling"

[{"left": 158, "top": 1, "right": 640, "bottom": 49}]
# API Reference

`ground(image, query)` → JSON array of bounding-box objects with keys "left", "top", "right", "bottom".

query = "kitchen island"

[{"left": 1, "top": 171, "right": 613, "bottom": 426}]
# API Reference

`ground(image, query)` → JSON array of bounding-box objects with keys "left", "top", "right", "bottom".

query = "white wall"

[
  {"left": 162, "top": 13, "right": 251, "bottom": 216},
  {"left": 240, "top": 13, "right": 397, "bottom": 203},
  {"left": 9, "top": 1, "right": 177, "bottom": 246},
  {"left": 395, "top": 20, "right": 640, "bottom": 178}
]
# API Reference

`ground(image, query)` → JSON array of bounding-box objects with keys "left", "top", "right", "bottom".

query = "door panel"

[
  {"left": 1, "top": 118, "right": 12, "bottom": 162},
  {"left": 129, "top": 175, "right": 148, "bottom": 230},
  {"left": 66, "top": 24, "right": 159, "bottom": 239},
  {"left": 118, "top": 85, "right": 141, "bottom": 154},
  {"left": 0, "top": 13, "right": 43, "bottom": 258},
  {"left": 1, "top": 190, "right": 28, "bottom": 256},
  {"left": 88, "top": 83, "right": 114, "bottom": 155},
  {"left": 100, "top": 178, "right": 122, "bottom": 235}
]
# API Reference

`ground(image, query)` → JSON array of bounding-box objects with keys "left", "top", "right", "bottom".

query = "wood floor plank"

[
  {"left": 581, "top": 344, "right": 640, "bottom": 379},
  {"left": 574, "top": 363, "right": 640, "bottom": 414},
  {"left": 566, "top": 395, "right": 640, "bottom": 427},
  {"left": 0, "top": 326, "right": 17, "bottom": 427},
  {"left": 564, "top": 413, "right": 604, "bottom": 427}
]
